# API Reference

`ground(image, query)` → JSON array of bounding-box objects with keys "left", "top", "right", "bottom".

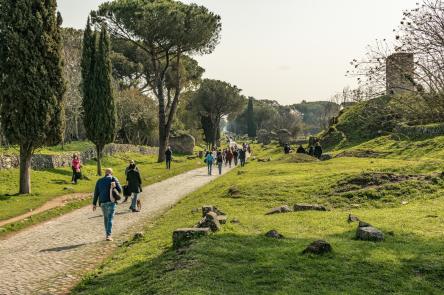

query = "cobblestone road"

[{"left": 0, "top": 165, "right": 233, "bottom": 295}]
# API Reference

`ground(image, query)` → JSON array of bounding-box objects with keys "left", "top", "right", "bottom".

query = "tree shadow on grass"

[{"left": 73, "top": 232, "right": 444, "bottom": 295}]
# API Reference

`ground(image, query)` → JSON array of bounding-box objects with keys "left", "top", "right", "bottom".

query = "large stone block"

[
  {"left": 172, "top": 228, "right": 210, "bottom": 249},
  {"left": 294, "top": 204, "right": 328, "bottom": 212},
  {"left": 169, "top": 134, "right": 195, "bottom": 155},
  {"left": 197, "top": 212, "right": 221, "bottom": 232},
  {"left": 356, "top": 226, "right": 384, "bottom": 242}
]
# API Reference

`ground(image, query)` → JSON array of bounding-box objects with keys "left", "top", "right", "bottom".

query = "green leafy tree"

[
  {"left": 92, "top": 0, "right": 221, "bottom": 162},
  {"left": 192, "top": 79, "right": 244, "bottom": 147},
  {"left": 81, "top": 21, "right": 117, "bottom": 176},
  {"left": 247, "top": 97, "right": 257, "bottom": 137},
  {"left": 0, "top": 0, "right": 65, "bottom": 194}
]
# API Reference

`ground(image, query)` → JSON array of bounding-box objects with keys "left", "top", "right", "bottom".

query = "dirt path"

[
  {"left": 0, "top": 193, "right": 90, "bottom": 228},
  {"left": 0, "top": 164, "right": 236, "bottom": 295}
]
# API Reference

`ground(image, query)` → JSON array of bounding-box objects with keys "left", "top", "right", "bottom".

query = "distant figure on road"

[
  {"left": 226, "top": 149, "right": 233, "bottom": 167},
  {"left": 71, "top": 154, "right": 81, "bottom": 184},
  {"left": 165, "top": 146, "right": 173, "bottom": 170},
  {"left": 216, "top": 151, "right": 223, "bottom": 175},
  {"left": 205, "top": 151, "right": 214, "bottom": 176},
  {"left": 93, "top": 168, "right": 122, "bottom": 241},
  {"left": 239, "top": 148, "right": 246, "bottom": 167},
  {"left": 126, "top": 162, "right": 142, "bottom": 212},
  {"left": 296, "top": 145, "right": 306, "bottom": 154},
  {"left": 233, "top": 148, "right": 239, "bottom": 166}
]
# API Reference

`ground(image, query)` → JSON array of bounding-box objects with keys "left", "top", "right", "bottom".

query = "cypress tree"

[
  {"left": 81, "top": 24, "right": 116, "bottom": 176},
  {"left": 247, "top": 97, "right": 257, "bottom": 137},
  {"left": 0, "top": 0, "right": 65, "bottom": 194}
]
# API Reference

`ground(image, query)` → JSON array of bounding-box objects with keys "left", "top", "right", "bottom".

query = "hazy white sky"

[{"left": 58, "top": 0, "right": 418, "bottom": 104}]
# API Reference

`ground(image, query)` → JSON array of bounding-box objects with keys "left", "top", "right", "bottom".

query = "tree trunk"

[
  {"left": 19, "top": 143, "right": 33, "bottom": 194},
  {"left": 212, "top": 118, "right": 220, "bottom": 149},
  {"left": 96, "top": 145, "right": 102, "bottom": 176}
]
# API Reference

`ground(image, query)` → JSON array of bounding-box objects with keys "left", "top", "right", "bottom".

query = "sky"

[{"left": 58, "top": 0, "right": 418, "bottom": 105}]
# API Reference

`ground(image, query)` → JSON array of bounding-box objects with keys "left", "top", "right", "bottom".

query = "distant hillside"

[{"left": 291, "top": 101, "right": 340, "bottom": 135}]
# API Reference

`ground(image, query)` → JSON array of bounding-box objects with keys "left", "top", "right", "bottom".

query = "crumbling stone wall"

[
  {"left": 0, "top": 144, "right": 159, "bottom": 170},
  {"left": 386, "top": 52, "right": 415, "bottom": 95}
]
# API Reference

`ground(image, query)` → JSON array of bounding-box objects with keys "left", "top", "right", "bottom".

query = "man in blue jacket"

[{"left": 93, "top": 168, "right": 122, "bottom": 241}]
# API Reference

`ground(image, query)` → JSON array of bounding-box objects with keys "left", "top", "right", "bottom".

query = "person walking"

[
  {"left": 92, "top": 168, "right": 122, "bottom": 241},
  {"left": 314, "top": 142, "right": 323, "bottom": 159},
  {"left": 239, "top": 148, "right": 246, "bottom": 167},
  {"left": 205, "top": 151, "right": 214, "bottom": 176},
  {"left": 216, "top": 151, "right": 223, "bottom": 175},
  {"left": 165, "top": 146, "right": 173, "bottom": 170},
  {"left": 71, "top": 154, "right": 81, "bottom": 184},
  {"left": 226, "top": 149, "right": 233, "bottom": 168},
  {"left": 233, "top": 148, "right": 239, "bottom": 166},
  {"left": 126, "top": 162, "right": 142, "bottom": 212}
]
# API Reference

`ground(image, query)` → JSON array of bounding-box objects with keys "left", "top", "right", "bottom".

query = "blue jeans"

[
  {"left": 207, "top": 162, "right": 213, "bottom": 175},
  {"left": 101, "top": 202, "right": 116, "bottom": 237},
  {"left": 218, "top": 162, "right": 222, "bottom": 175},
  {"left": 130, "top": 192, "right": 140, "bottom": 210}
]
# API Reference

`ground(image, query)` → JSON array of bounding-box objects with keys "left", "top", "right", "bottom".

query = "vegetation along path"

[{"left": 0, "top": 164, "right": 235, "bottom": 295}]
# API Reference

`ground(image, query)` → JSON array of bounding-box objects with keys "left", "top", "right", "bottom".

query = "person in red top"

[
  {"left": 71, "top": 154, "right": 82, "bottom": 184},
  {"left": 226, "top": 149, "right": 233, "bottom": 168}
]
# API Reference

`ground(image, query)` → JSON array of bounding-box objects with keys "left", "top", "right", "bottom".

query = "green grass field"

[
  {"left": 72, "top": 140, "right": 444, "bottom": 295},
  {"left": 0, "top": 152, "right": 204, "bottom": 223}
]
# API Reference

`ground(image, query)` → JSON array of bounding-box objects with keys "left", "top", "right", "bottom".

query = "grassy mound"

[
  {"left": 279, "top": 153, "right": 319, "bottom": 163},
  {"left": 73, "top": 143, "right": 444, "bottom": 294},
  {"left": 321, "top": 96, "right": 397, "bottom": 150}
]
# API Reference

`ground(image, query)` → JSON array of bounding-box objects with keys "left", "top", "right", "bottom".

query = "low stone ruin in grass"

[
  {"left": 172, "top": 205, "right": 228, "bottom": 249},
  {"left": 265, "top": 203, "right": 329, "bottom": 215},
  {"left": 303, "top": 240, "right": 332, "bottom": 255}
]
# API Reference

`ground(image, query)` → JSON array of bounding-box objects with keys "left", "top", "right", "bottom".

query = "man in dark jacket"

[
  {"left": 126, "top": 163, "right": 142, "bottom": 212},
  {"left": 93, "top": 168, "right": 122, "bottom": 241},
  {"left": 165, "top": 146, "right": 173, "bottom": 170}
]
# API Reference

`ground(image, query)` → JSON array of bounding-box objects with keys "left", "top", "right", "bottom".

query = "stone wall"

[
  {"left": 0, "top": 144, "right": 159, "bottom": 170},
  {"left": 394, "top": 123, "right": 444, "bottom": 138}
]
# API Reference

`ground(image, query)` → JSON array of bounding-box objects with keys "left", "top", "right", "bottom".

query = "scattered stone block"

[
  {"left": 227, "top": 186, "right": 240, "bottom": 197},
  {"left": 265, "top": 230, "right": 284, "bottom": 239},
  {"left": 197, "top": 212, "right": 221, "bottom": 232},
  {"left": 214, "top": 207, "right": 226, "bottom": 216},
  {"left": 358, "top": 221, "right": 372, "bottom": 228},
  {"left": 348, "top": 214, "right": 360, "bottom": 223},
  {"left": 230, "top": 218, "right": 240, "bottom": 224},
  {"left": 133, "top": 232, "right": 144, "bottom": 240},
  {"left": 173, "top": 228, "right": 210, "bottom": 249},
  {"left": 356, "top": 226, "right": 384, "bottom": 242},
  {"left": 320, "top": 154, "right": 333, "bottom": 161},
  {"left": 202, "top": 205, "right": 215, "bottom": 217},
  {"left": 303, "top": 240, "right": 332, "bottom": 255},
  {"left": 265, "top": 205, "right": 292, "bottom": 215},
  {"left": 217, "top": 215, "right": 227, "bottom": 225},
  {"left": 294, "top": 204, "right": 328, "bottom": 212}
]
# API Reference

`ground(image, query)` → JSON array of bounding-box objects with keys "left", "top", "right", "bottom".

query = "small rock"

[
  {"left": 320, "top": 154, "right": 332, "bottom": 161},
  {"left": 265, "top": 230, "right": 284, "bottom": 239},
  {"left": 197, "top": 212, "right": 221, "bottom": 232},
  {"left": 230, "top": 218, "right": 240, "bottom": 224},
  {"left": 172, "top": 228, "right": 210, "bottom": 249},
  {"left": 401, "top": 201, "right": 409, "bottom": 205},
  {"left": 202, "top": 205, "right": 215, "bottom": 217},
  {"left": 217, "top": 215, "right": 227, "bottom": 225},
  {"left": 425, "top": 215, "right": 438, "bottom": 218},
  {"left": 265, "top": 205, "right": 292, "bottom": 215},
  {"left": 133, "top": 232, "right": 144, "bottom": 240},
  {"left": 358, "top": 221, "right": 372, "bottom": 228},
  {"left": 356, "top": 226, "right": 384, "bottom": 242},
  {"left": 294, "top": 204, "right": 328, "bottom": 212},
  {"left": 63, "top": 187, "right": 74, "bottom": 191},
  {"left": 303, "top": 240, "right": 332, "bottom": 255},
  {"left": 348, "top": 214, "right": 360, "bottom": 223},
  {"left": 227, "top": 186, "right": 240, "bottom": 197},
  {"left": 351, "top": 204, "right": 361, "bottom": 208}
]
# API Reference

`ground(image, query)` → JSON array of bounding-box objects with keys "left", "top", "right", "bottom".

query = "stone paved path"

[{"left": 0, "top": 164, "right": 235, "bottom": 295}]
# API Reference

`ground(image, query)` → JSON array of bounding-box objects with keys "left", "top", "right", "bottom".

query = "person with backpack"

[
  {"left": 297, "top": 145, "right": 306, "bottom": 154},
  {"left": 205, "top": 151, "right": 214, "bottom": 176},
  {"left": 165, "top": 146, "right": 173, "bottom": 170},
  {"left": 126, "top": 162, "right": 142, "bottom": 213},
  {"left": 71, "top": 154, "right": 82, "bottom": 184},
  {"left": 93, "top": 168, "right": 122, "bottom": 241},
  {"left": 216, "top": 151, "right": 223, "bottom": 175}
]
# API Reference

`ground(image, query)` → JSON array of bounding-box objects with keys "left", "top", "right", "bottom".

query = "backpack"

[{"left": 109, "top": 177, "right": 122, "bottom": 203}]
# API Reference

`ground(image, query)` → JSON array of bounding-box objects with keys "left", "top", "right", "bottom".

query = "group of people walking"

[
  {"left": 284, "top": 142, "right": 323, "bottom": 159},
  {"left": 204, "top": 143, "right": 250, "bottom": 176}
]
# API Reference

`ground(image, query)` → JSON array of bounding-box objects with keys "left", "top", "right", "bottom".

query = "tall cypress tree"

[
  {"left": 0, "top": 0, "right": 65, "bottom": 194},
  {"left": 247, "top": 97, "right": 257, "bottom": 138},
  {"left": 81, "top": 23, "right": 116, "bottom": 176}
]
